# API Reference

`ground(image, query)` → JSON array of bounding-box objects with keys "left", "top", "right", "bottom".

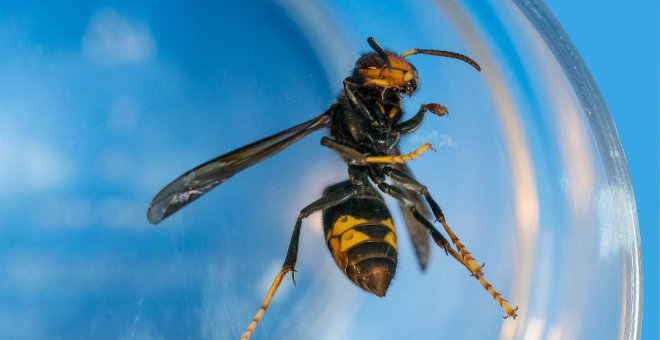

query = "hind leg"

[
  {"left": 380, "top": 166, "right": 518, "bottom": 319},
  {"left": 241, "top": 185, "right": 358, "bottom": 339},
  {"left": 382, "top": 167, "right": 481, "bottom": 273}
]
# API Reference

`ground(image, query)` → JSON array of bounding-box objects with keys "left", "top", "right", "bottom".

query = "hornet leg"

[
  {"left": 369, "top": 177, "right": 490, "bottom": 297},
  {"left": 320, "top": 137, "right": 433, "bottom": 165},
  {"left": 395, "top": 103, "right": 448, "bottom": 135},
  {"left": 382, "top": 166, "right": 518, "bottom": 319},
  {"left": 241, "top": 185, "right": 358, "bottom": 339},
  {"left": 369, "top": 174, "right": 453, "bottom": 258},
  {"left": 343, "top": 79, "right": 383, "bottom": 126},
  {"left": 382, "top": 167, "right": 482, "bottom": 273}
]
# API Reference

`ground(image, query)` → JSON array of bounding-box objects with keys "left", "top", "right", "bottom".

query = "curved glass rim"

[
  {"left": 513, "top": 1, "right": 642, "bottom": 339},
  {"left": 279, "top": 0, "right": 642, "bottom": 338}
]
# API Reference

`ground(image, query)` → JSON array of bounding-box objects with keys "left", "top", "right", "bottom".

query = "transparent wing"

[
  {"left": 391, "top": 146, "right": 433, "bottom": 270},
  {"left": 147, "top": 108, "right": 333, "bottom": 224}
]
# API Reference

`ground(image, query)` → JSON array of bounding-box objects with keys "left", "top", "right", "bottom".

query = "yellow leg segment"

[
  {"left": 476, "top": 273, "right": 519, "bottom": 319},
  {"left": 443, "top": 240, "right": 518, "bottom": 319},
  {"left": 366, "top": 143, "right": 433, "bottom": 164},
  {"left": 438, "top": 216, "right": 483, "bottom": 276},
  {"left": 240, "top": 266, "right": 293, "bottom": 340}
]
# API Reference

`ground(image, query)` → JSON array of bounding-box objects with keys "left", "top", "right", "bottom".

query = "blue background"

[
  {"left": 547, "top": 0, "right": 659, "bottom": 339},
  {"left": 0, "top": 1, "right": 655, "bottom": 339}
]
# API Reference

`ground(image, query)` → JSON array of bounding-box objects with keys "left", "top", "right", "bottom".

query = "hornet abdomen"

[{"left": 322, "top": 181, "right": 397, "bottom": 297}]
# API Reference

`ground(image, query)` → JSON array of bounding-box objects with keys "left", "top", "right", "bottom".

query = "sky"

[{"left": 0, "top": 1, "right": 656, "bottom": 339}]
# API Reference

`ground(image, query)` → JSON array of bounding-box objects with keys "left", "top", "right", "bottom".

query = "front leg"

[{"left": 395, "top": 103, "right": 448, "bottom": 135}]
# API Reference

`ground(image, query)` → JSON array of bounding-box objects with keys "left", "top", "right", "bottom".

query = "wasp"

[{"left": 147, "top": 37, "right": 517, "bottom": 339}]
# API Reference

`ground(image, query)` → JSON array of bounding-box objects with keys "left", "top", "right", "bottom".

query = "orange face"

[{"left": 354, "top": 52, "right": 419, "bottom": 95}]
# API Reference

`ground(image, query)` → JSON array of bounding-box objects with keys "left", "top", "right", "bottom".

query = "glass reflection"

[{"left": 0, "top": 1, "right": 639, "bottom": 339}]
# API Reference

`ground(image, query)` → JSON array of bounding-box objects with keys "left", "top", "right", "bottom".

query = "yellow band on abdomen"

[{"left": 326, "top": 215, "right": 398, "bottom": 266}]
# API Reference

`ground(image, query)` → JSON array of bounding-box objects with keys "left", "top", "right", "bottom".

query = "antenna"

[
  {"left": 400, "top": 48, "right": 481, "bottom": 72},
  {"left": 367, "top": 37, "right": 392, "bottom": 69}
]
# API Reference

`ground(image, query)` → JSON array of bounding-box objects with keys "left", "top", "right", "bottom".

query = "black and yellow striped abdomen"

[{"left": 322, "top": 181, "right": 397, "bottom": 297}]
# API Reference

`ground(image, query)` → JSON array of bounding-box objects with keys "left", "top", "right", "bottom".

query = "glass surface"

[{"left": 0, "top": 1, "right": 640, "bottom": 339}]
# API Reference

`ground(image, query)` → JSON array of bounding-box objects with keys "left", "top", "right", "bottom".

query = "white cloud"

[
  {"left": 0, "top": 137, "right": 73, "bottom": 194},
  {"left": 94, "top": 147, "right": 132, "bottom": 183},
  {"left": 37, "top": 197, "right": 93, "bottom": 229},
  {"left": 409, "top": 130, "right": 456, "bottom": 147},
  {"left": 436, "top": 133, "right": 456, "bottom": 147},
  {"left": 35, "top": 196, "right": 152, "bottom": 231},
  {"left": 107, "top": 97, "right": 139, "bottom": 132},
  {"left": 98, "top": 197, "right": 148, "bottom": 230},
  {"left": 82, "top": 9, "right": 156, "bottom": 66}
]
